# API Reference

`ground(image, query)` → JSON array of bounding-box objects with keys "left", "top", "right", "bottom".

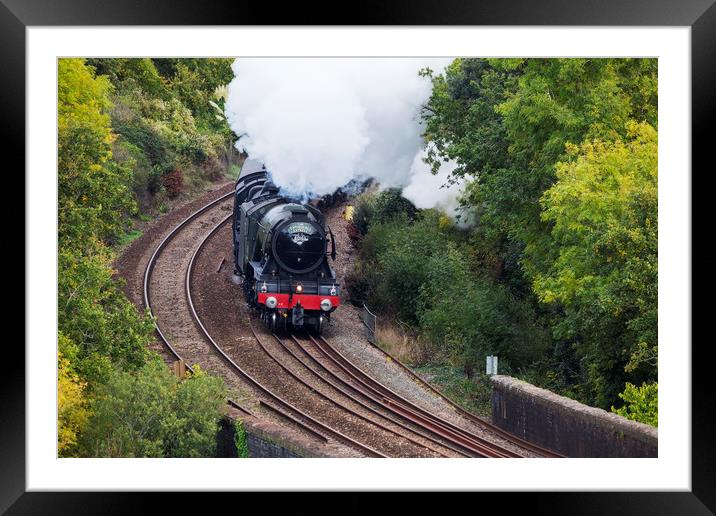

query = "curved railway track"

[
  {"left": 144, "top": 191, "right": 384, "bottom": 457},
  {"left": 143, "top": 189, "right": 559, "bottom": 458},
  {"left": 346, "top": 333, "right": 565, "bottom": 458}
]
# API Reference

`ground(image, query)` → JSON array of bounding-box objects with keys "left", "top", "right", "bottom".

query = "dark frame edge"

[
  {"left": 7, "top": 0, "right": 716, "bottom": 513},
  {"left": 691, "top": 1, "right": 716, "bottom": 514},
  {"left": 0, "top": 0, "right": 26, "bottom": 514}
]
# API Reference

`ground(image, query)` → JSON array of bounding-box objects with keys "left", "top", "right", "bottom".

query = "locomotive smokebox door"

[{"left": 292, "top": 303, "right": 305, "bottom": 327}]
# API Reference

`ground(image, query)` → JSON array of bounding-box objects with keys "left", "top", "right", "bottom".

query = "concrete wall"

[{"left": 490, "top": 375, "right": 658, "bottom": 458}]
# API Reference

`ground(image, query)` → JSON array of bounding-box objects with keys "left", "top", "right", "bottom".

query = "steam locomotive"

[{"left": 232, "top": 160, "right": 340, "bottom": 334}]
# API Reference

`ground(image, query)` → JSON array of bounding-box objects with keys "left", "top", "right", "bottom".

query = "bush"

[
  {"left": 81, "top": 359, "right": 227, "bottom": 457},
  {"left": 417, "top": 243, "right": 548, "bottom": 372},
  {"left": 58, "top": 343, "right": 90, "bottom": 456},
  {"left": 234, "top": 420, "right": 249, "bottom": 458},
  {"left": 201, "top": 156, "right": 225, "bottom": 181},
  {"left": 162, "top": 168, "right": 185, "bottom": 198},
  {"left": 350, "top": 204, "right": 547, "bottom": 377},
  {"left": 611, "top": 382, "right": 658, "bottom": 427},
  {"left": 412, "top": 364, "right": 494, "bottom": 417},
  {"left": 352, "top": 188, "right": 417, "bottom": 235},
  {"left": 58, "top": 248, "right": 153, "bottom": 386}
]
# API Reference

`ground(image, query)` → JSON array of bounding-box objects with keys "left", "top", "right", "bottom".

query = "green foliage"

[
  {"left": 81, "top": 359, "right": 227, "bottom": 457},
  {"left": 157, "top": 58, "right": 235, "bottom": 130},
  {"left": 352, "top": 188, "right": 417, "bottom": 235},
  {"left": 111, "top": 88, "right": 223, "bottom": 172},
  {"left": 534, "top": 122, "right": 658, "bottom": 406},
  {"left": 58, "top": 59, "right": 153, "bottom": 388},
  {"left": 415, "top": 57, "right": 658, "bottom": 410},
  {"left": 350, "top": 210, "right": 546, "bottom": 374},
  {"left": 354, "top": 211, "right": 453, "bottom": 321},
  {"left": 92, "top": 58, "right": 235, "bottom": 209},
  {"left": 87, "top": 58, "right": 167, "bottom": 99},
  {"left": 227, "top": 163, "right": 242, "bottom": 180},
  {"left": 412, "top": 364, "right": 493, "bottom": 417},
  {"left": 612, "top": 382, "right": 658, "bottom": 427},
  {"left": 117, "top": 229, "right": 143, "bottom": 248},
  {"left": 58, "top": 59, "right": 233, "bottom": 458},
  {"left": 58, "top": 247, "right": 153, "bottom": 385},
  {"left": 418, "top": 243, "right": 548, "bottom": 371},
  {"left": 234, "top": 420, "right": 249, "bottom": 458},
  {"left": 58, "top": 58, "right": 137, "bottom": 250}
]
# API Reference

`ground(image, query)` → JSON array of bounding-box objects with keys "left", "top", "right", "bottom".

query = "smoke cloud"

[
  {"left": 225, "top": 58, "right": 463, "bottom": 214},
  {"left": 402, "top": 150, "right": 467, "bottom": 219}
]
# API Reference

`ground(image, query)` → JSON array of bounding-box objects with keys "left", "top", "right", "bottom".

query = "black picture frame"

[{"left": 7, "top": 0, "right": 714, "bottom": 513}]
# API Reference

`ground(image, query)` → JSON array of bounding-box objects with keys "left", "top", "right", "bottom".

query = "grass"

[
  {"left": 116, "top": 229, "right": 143, "bottom": 248},
  {"left": 375, "top": 321, "right": 432, "bottom": 366},
  {"left": 411, "top": 364, "right": 493, "bottom": 418},
  {"left": 375, "top": 319, "right": 493, "bottom": 418},
  {"left": 226, "top": 164, "right": 242, "bottom": 180}
]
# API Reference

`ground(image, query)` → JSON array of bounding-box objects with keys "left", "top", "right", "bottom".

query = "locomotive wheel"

[
  {"left": 312, "top": 315, "right": 325, "bottom": 336},
  {"left": 269, "top": 312, "right": 277, "bottom": 332}
]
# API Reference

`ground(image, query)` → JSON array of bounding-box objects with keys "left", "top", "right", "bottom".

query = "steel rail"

[
  {"left": 184, "top": 214, "right": 386, "bottom": 458},
  {"left": 143, "top": 187, "right": 555, "bottom": 458},
  {"left": 361, "top": 332, "right": 564, "bottom": 458},
  {"left": 304, "top": 334, "right": 510, "bottom": 458},
  {"left": 258, "top": 400, "right": 329, "bottom": 444},
  {"left": 266, "top": 333, "right": 453, "bottom": 457},
  {"left": 284, "top": 334, "right": 475, "bottom": 458},
  {"left": 143, "top": 190, "right": 234, "bottom": 364},
  {"left": 314, "top": 334, "right": 520, "bottom": 457},
  {"left": 143, "top": 191, "right": 384, "bottom": 457},
  {"left": 142, "top": 190, "right": 257, "bottom": 418},
  {"left": 310, "top": 335, "right": 518, "bottom": 458}
]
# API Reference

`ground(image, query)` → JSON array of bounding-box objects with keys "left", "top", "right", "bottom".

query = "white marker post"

[{"left": 486, "top": 355, "right": 498, "bottom": 376}]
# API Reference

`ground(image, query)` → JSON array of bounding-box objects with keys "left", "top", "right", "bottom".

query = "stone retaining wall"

[
  {"left": 245, "top": 432, "right": 301, "bottom": 458},
  {"left": 216, "top": 409, "right": 328, "bottom": 458},
  {"left": 490, "top": 375, "right": 658, "bottom": 457}
]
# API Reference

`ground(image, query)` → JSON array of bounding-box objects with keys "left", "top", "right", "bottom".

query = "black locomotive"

[{"left": 232, "top": 159, "right": 340, "bottom": 334}]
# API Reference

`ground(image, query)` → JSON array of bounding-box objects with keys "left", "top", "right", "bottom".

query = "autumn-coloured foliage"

[
  {"left": 57, "top": 341, "right": 90, "bottom": 456},
  {"left": 58, "top": 58, "right": 234, "bottom": 457},
  {"left": 162, "top": 168, "right": 185, "bottom": 198}
]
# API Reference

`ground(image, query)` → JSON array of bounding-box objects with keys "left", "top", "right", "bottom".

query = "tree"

[
  {"left": 57, "top": 58, "right": 234, "bottom": 458},
  {"left": 352, "top": 188, "right": 417, "bottom": 235},
  {"left": 58, "top": 59, "right": 153, "bottom": 387},
  {"left": 58, "top": 247, "right": 153, "bottom": 385},
  {"left": 418, "top": 243, "right": 548, "bottom": 373},
  {"left": 58, "top": 58, "right": 137, "bottom": 251},
  {"left": 612, "top": 382, "right": 658, "bottom": 427},
  {"left": 419, "top": 58, "right": 658, "bottom": 408},
  {"left": 81, "top": 359, "right": 227, "bottom": 457},
  {"left": 534, "top": 122, "right": 658, "bottom": 406},
  {"left": 57, "top": 338, "right": 90, "bottom": 456},
  {"left": 420, "top": 58, "right": 658, "bottom": 286},
  {"left": 86, "top": 58, "right": 167, "bottom": 99}
]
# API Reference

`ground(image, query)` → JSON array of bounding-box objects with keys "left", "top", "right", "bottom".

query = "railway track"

[
  {"left": 288, "top": 333, "right": 529, "bottom": 458},
  {"left": 144, "top": 190, "right": 385, "bottom": 457},
  {"left": 349, "top": 332, "right": 565, "bottom": 458},
  {"left": 144, "top": 189, "right": 558, "bottom": 458},
  {"left": 186, "top": 212, "right": 452, "bottom": 457}
]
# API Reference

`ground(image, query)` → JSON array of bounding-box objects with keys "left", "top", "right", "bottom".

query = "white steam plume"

[
  {"left": 402, "top": 150, "right": 469, "bottom": 223},
  {"left": 225, "top": 58, "right": 459, "bottom": 210}
]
